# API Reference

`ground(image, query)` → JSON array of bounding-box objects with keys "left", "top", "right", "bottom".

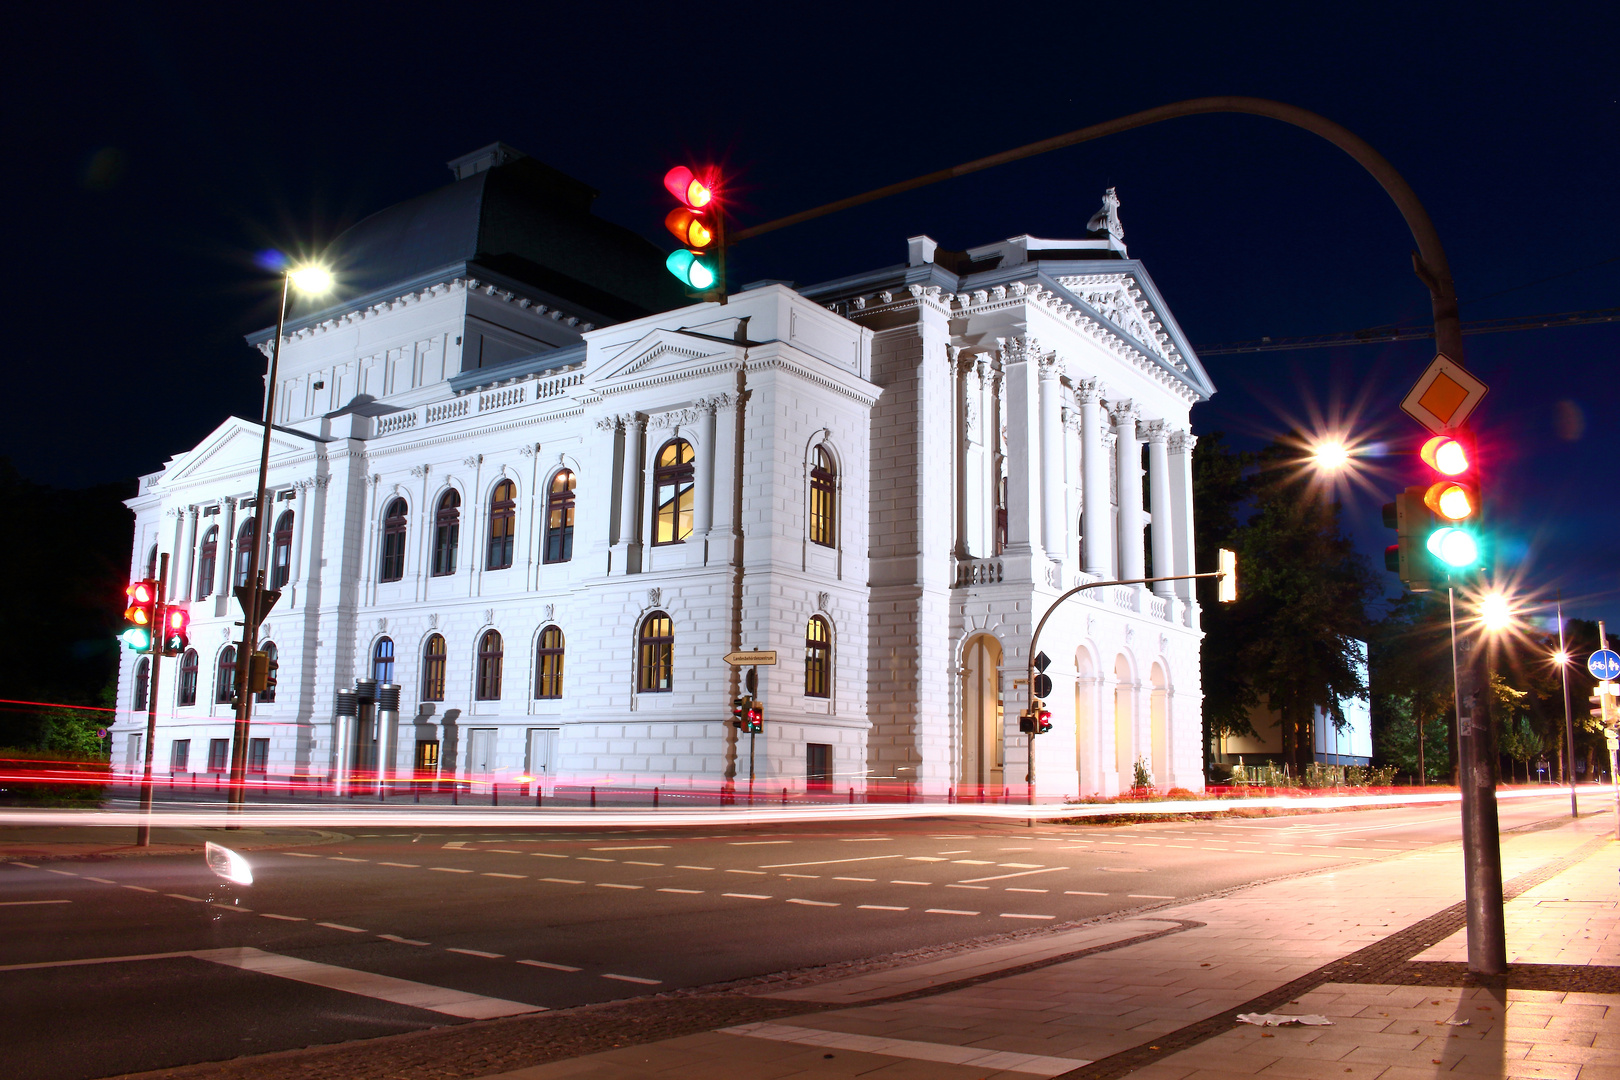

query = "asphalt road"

[{"left": 0, "top": 792, "right": 1594, "bottom": 1080}]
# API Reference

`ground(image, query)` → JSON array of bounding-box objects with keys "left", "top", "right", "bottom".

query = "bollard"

[
  {"left": 590, "top": 785, "right": 596, "bottom": 808},
  {"left": 414, "top": 783, "right": 420, "bottom": 804},
  {"left": 781, "top": 787, "right": 787, "bottom": 807},
  {"left": 654, "top": 786, "right": 659, "bottom": 808},
  {"left": 536, "top": 786, "right": 543, "bottom": 808},
  {"left": 492, "top": 784, "right": 499, "bottom": 807},
  {"left": 452, "top": 784, "right": 458, "bottom": 806},
  {"left": 848, "top": 786, "right": 854, "bottom": 804}
]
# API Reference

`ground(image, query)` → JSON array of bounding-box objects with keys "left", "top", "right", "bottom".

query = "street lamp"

[
  {"left": 226, "top": 261, "right": 331, "bottom": 814},
  {"left": 1478, "top": 591, "right": 1513, "bottom": 633},
  {"left": 1310, "top": 438, "right": 1351, "bottom": 472}
]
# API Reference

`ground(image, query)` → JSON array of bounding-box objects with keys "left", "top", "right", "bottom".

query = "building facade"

[{"left": 113, "top": 147, "right": 1215, "bottom": 798}]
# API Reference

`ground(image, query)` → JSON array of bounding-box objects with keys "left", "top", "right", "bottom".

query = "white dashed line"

[
  {"left": 1128, "top": 894, "right": 1175, "bottom": 900},
  {"left": 787, "top": 898, "right": 839, "bottom": 906},
  {"left": 1000, "top": 913, "right": 1056, "bottom": 920},
  {"left": 858, "top": 905, "right": 908, "bottom": 911},
  {"left": 377, "top": 934, "right": 429, "bottom": 946},
  {"left": 377, "top": 862, "right": 420, "bottom": 868},
  {"left": 318, "top": 923, "right": 366, "bottom": 933},
  {"left": 166, "top": 894, "right": 205, "bottom": 903},
  {"left": 779, "top": 873, "right": 819, "bottom": 879},
  {"left": 623, "top": 861, "right": 664, "bottom": 867},
  {"left": 729, "top": 841, "right": 790, "bottom": 846},
  {"left": 9, "top": 862, "right": 39, "bottom": 868},
  {"left": 447, "top": 948, "right": 504, "bottom": 958},
  {"left": 725, "top": 869, "right": 767, "bottom": 875},
  {"left": 488, "top": 850, "right": 523, "bottom": 854},
  {"left": 959, "top": 867, "right": 1068, "bottom": 883},
  {"left": 577, "top": 857, "right": 615, "bottom": 863},
  {"left": 891, "top": 880, "right": 930, "bottom": 886},
  {"left": 519, "top": 960, "right": 581, "bottom": 971},
  {"left": 1066, "top": 890, "right": 1108, "bottom": 896},
  {"left": 261, "top": 913, "right": 306, "bottom": 921},
  {"left": 540, "top": 878, "right": 585, "bottom": 885},
  {"left": 283, "top": 852, "right": 319, "bottom": 858},
  {"left": 906, "top": 857, "right": 948, "bottom": 862},
  {"left": 839, "top": 837, "right": 891, "bottom": 842},
  {"left": 925, "top": 908, "right": 979, "bottom": 916},
  {"left": 602, "top": 973, "right": 661, "bottom": 984},
  {"left": 1006, "top": 888, "right": 1049, "bottom": 893},
  {"left": 723, "top": 893, "right": 771, "bottom": 900},
  {"left": 532, "top": 853, "right": 568, "bottom": 859},
  {"left": 483, "top": 872, "right": 526, "bottom": 879},
  {"left": 430, "top": 867, "right": 474, "bottom": 874},
  {"left": 82, "top": 876, "right": 117, "bottom": 884},
  {"left": 122, "top": 885, "right": 156, "bottom": 893},
  {"left": 596, "top": 883, "right": 643, "bottom": 890},
  {"left": 591, "top": 846, "right": 670, "bottom": 851},
  {"left": 0, "top": 899, "right": 70, "bottom": 906},
  {"left": 329, "top": 857, "right": 367, "bottom": 862},
  {"left": 44, "top": 869, "right": 77, "bottom": 876},
  {"left": 676, "top": 865, "right": 714, "bottom": 870}
]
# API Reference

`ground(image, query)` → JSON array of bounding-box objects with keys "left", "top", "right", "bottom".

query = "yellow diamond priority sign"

[{"left": 1401, "top": 353, "right": 1489, "bottom": 434}]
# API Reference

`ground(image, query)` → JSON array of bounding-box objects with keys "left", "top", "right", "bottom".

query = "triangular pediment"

[
  {"left": 158, "top": 417, "right": 320, "bottom": 488},
  {"left": 1045, "top": 267, "right": 1216, "bottom": 398},
  {"left": 587, "top": 328, "right": 736, "bottom": 390}
]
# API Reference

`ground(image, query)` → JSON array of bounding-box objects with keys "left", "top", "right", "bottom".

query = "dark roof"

[{"left": 287, "top": 145, "right": 687, "bottom": 327}]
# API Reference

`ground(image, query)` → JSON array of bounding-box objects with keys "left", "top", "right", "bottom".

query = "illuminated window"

[
  {"left": 233, "top": 518, "right": 256, "bottom": 588},
  {"left": 477, "top": 630, "right": 504, "bottom": 700},
  {"left": 637, "top": 612, "right": 673, "bottom": 692},
  {"left": 544, "top": 470, "right": 576, "bottom": 563},
  {"left": 652, "top": 440, "right": 695, "bottom": 545},
  {"left": 805, "top": 616, "right": 831, "bottom": 698},
  {"left": 809, "top": 447, "right": 837, "bottom": 547},
  {"left": 421, "top": 634, "right": 447, "bottom": 701},
  {"left": 379, "top": 498, "right": 407, "bottom": 582},
  {"left": 487, "top": 480, "right": 517, "bottom": 570},
  {"left": 373, "top": 637, "right": 395, "bottom": 684},
  {"left": 534, "top": 625, "right": 565, "bottom": 699},
  {"left": 432, "top": 491, "right": 460, "bottom": 576}
]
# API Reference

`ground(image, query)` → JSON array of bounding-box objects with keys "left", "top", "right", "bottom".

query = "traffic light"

[
  {"left": 162, "top": 605, "right": 190, "bottom": 656},
  {"left": 1218, "top": 548, "right": 1238, "bottom": 603},
  {"left": 249, "top": 650, "right": 270, "bottom": 694},
  {"left": 662, "top": 165, "right": 721, "bottom": 294},
  {"left": 1019, "top": 700, "right": 1052, "bottom": 734},
  {"left": 1382, "top": 487, "right": 1437, "bottom": 592},
  {"left": 745, "top": 700, "right": 763, "bottom": 735},
  {"left": 1418, "top": 433, "right": 1481, "bottom": 571},
  {"left": 121, "top": 580, "right": 157, "bottom": 652},
  {"left": 732, "top": 696, "right": 748, "bottom": 728}
]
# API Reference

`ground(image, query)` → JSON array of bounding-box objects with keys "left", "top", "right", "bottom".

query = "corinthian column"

[
  {"left": 1077, "top": 380, "right": 1112, "bottom": 578},
  {"left": 1112, "top": 402, "right": 1144, "bottom": 581},
  {"left": 1168, "top": 429, "right": 1198, "bottom": 606},
  {"left": 610, "top": 414, "right": 645, "bottom": 574},
  {"left": 694, "top": 397, "right": 723, "bottom": 541},
  {"left": 1037, "top": 351, "right": 1066, "bottom": 568},
  {"left": 1145, "top": 420, "right": 1174, "bottom": 596}
]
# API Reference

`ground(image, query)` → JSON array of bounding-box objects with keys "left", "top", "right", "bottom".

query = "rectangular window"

[
  {"left": 414, "top": 740, "right": 440, "bottom": 772},
  {"left": 170, "top": 739, "right": 190, "bottom": 774},
  {"left": 247, "top": 738, "right": 269, "bottom": 774},
  {"left": 208, "top": 738, "right": 229, "bottom": 772},
  {"left": 806, "top": 743, "right": 833, "bottom": 790}
]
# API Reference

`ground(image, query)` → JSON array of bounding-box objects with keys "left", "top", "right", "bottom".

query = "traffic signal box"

[
  {"left": 731, "top": 695, "right": 763, "bottom": 734},
  {"left": 162, "top": 605, "right": 190, "bottom": 656},
  {"left": 121, "top": 580, "right": 157, "bottom": 652},
  {"left": 249, "top": 650, "right": 273, "bottom": 694},
  {"left": 662, "top": 165, "right": 722, "bottom": 297},
  {"left": 1383, "top": 432, "right": 1483, "bottom": 591},
  {"left": 1019, "top": 700, "right": 1052, "bottom": 735}
]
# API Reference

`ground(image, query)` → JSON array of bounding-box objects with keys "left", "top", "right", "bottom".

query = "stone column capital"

[
  {"left": 1168, "top": 428, "right": 1197, "bottom": 454},
  {"left": 1109, "top": 400, "right": 1139, "bottom": 430},
  {"left": 1144, "top": 419, "right": 1170, "bottom": 444},
  {"left": 1075, "top": 378, "right": 1106, "bottom": 405}
]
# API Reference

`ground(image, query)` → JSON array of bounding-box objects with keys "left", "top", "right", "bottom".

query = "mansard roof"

[{"left": 261, "top": 144, "right": 689, "bottom": 341}]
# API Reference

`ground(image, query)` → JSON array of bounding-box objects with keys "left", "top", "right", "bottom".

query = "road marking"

[
  {"left": 938, "top": 850, "right": 972, "bottom": 855},
  {"left": 44, "top": 869, "right": 77, "bottom": 876},
  {"left": 959, "top": 867, "right": 1070, "bottom": 883},
  {"left": 441, "top": 842, "right": 470, "bottom": 849},
  {"left": 82, "top": 877, "right": 117, "bottom": 884},
  {"left": 833, "top": 876, "right": 875, "bottom": 882},
  {"left": 623, "top": 861, "right": 664, "bottom": 867},
  {"left": 926, "top": 909, "right": 979, "bottom": 916},
  {"left": 676, "top": 865, "right": 715, "bottom": 870},
  {"left": 658, "top": 888, "right": 703, "bottom": 894},
  {"left": 723, "top": 893, "right": 771, "bottom": 900},
  {"left": 519, "top": 960, "right": 580, "bottom": 971},
  {"left": 596, "top": 883, "right": 642, "bottom": 890},
  {"left": 726, "top": 869, "right": 767, "bottom": 875},
  {"left": 891, "top": 880, "right": 930, "bottom": 886},
  {"left": 540, "top": 878, "right": 585, "bottom": 885},
  {"left": 318, "top": 923, "right": 367, "bottom": 933},
  {"left": 532, "top": 853, "right": 568, "bottom": 859},
  {"left": 166, "top": 894, "right": 205, "bottom": 903},
  {"left": 951, "top": 859, "right": 995, "bottom": 865},
  {"left": 858, "top": 905, "right": 908, "bottom": 911},
  {"left": 429, "top": 867, "right": 474, "bottom": 874},
  {"left": 577, "top": 857, "right": 615, "bottom": 863},
  {"left": 591, "top": 846, "right": 670, "bottom": 851},
  {"left": 261, "top": 913, "right": 306, "bottom": 921},
  {"left": 729, "top": 841, "right": 790, "bottom": 845},
  {"left": 378, "top": 862, "right": 420, "bottom": 868},
  {"left": 1001, "top": 913, "right": 1056, "bottom": 920},
  {"left": 787, "top": 898, "right": 839, "bottom": 906},
  {"left": 839, "top": 837, "right": 891, "bottom": 842},
  {"left": 377, "top": 934, "right": 430, "bottom": 946},
  {"left": 602, "top": 973, "right": 661, "bottom": 984},
  {"left": 447, "top": 948, "right": 504, "bottom": 958},
  {"left": 947, "top": 884, "right": 989, "bottom": 890},
  {"left": 488, "top": 849, "right": 522, "bottom": 854},
  {"left": 329, "top": 857, "right": 367, "bottom": 862},
  {"left": 1128, "top": 894, "right": 1175, "bottom": 900},
  {"left": 907, "top": 856, "right": 948, "bottom": 862},
  {"left": 780, "top": 873, "right": 819, "bottom": 878},
  {"left": 999, "top": 862, "right": 1044, "bottom": 868},
  {"left": 0, "top": 899, "right": 70, "bottom": 906},
  {"left": 482, "top": 872, "right": 526, "bottom": 879},
  {"left": 197, "top": 946, "right": 542, "bottom": 1019},
  {"left": 1007, "top": 888, "right": 1049, "bottom": 893},
  {"left": 759, "top": 855, "right": 904, "bottom": 869},
  {"left": 8, "top": 861, "right": 39, "bottom": 868},
  {"left": 122, "top": 885, "right": 156, "bottom": 893}
]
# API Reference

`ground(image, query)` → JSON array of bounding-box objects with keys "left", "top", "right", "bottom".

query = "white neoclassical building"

[{"left": 114, "top": 144, "right": 1215, "bottom": 798}]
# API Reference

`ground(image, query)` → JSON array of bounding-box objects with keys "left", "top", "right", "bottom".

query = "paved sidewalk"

[{"left": 475, "top": 815, "right": 1619, "bottom": 1080}]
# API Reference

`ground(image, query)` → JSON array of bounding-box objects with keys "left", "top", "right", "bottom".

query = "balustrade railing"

[{"left": 954, "top": 558, "right": 1004, "bottom": 586}]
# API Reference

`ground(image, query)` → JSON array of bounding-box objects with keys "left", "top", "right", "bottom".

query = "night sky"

[{"left": 6, "top": 3, "right": 1616, "bottom": 623}]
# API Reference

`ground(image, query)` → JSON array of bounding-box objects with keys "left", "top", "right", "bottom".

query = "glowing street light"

[
  {"left": 1310, "top": 439, "right": 1351, "bottom": 471},
  {"left": 1478, "top": 591, "right": 1513, "bottom": 632},
  {"left": 288, "top": 264, "right": 334, "bottom": 295}
]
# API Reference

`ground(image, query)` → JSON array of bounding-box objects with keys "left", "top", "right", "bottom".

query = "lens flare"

[
  {"left": 205, "top": 841, "right": 254, "bottom": 886},
  {"left": 289, "top": 265, "right": 333, "bottom": 294}
]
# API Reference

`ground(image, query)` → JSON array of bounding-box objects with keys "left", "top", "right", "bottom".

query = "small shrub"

[{"left": 1132, "top": 757, "right": 1154, "bottom": 791}]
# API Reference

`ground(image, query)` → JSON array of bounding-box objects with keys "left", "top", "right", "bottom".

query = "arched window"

[
  {"left": 544, "top": 470, "right": 576, "bottom": 564},
  {"left": 215, "top": 646, "right": 237, "bottom": 705},
  {"left": 432, "top": 491, "right": 460, "bottom": 576},
  {"left": 234, "top": 518, "right": 257, "bottom": 588},
  {"left": 379, "top": 498, "right": 407, "bottom": 582},
  {"left": 637, "top": 611, "right": 673, "bottom": 693},
  {"left": 487, "top": 480, "right": 517, "bottom": 570},
  {"left": 197, "top": 527, "right": 218, "bottom": 600},
  {"left": 178, "top": 650, "right": 199, "bottom": 706},
  {"left": 271, "top": 511, "right": 294, "bottom": 590},
  {"left": 805, "top": 616, "right": 831, "bottom": 698},
  {"left": 809, "top": 446, "right": 837, "bottom": 548},
  {"left": 258, "top": 642, "right": 278, "bottom": 703},
  {"left": 373, "top": 637, "right": 395, "bottom": 683},
  {"left": 652, "top": 440, "right": 695, "bottom": 545},
  {"left": 476, "top": 630, "right": 504, "bottom": 700},
  {"left": 144, "top": 544, "right": 159, "bottom": 581},
  {"left": 534, "top": 625, "right": 565, "bottom": 699},
  {"left": 132, "top": 657, "right": 150, "bottom": 711},
  {"left": 422, "top": 634, "right": 447, "bottom": 701}
]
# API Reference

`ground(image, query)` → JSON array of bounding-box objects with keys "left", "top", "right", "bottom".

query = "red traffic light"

[
  {"left": 663, "top": 165, "right": 714, "bottom": 209},
  {"left": 1420, "top": 434, "right": 1470, "bottom": 476}
]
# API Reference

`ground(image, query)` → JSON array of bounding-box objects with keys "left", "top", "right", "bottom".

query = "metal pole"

[
  {"left": 136, "top": 554, "right": 168, "bottom": 847},
  {"left": 1559, "top": 596, "right": 1576, "bottom": 816},
  {"left": 227, "top": 272, "right": 289, "bottom": 815},
  {"left": 1452, "top": 582, "right": 1507, "bottom": 974}
]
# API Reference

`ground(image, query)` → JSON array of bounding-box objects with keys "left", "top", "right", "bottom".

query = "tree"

[
  {"left": 1192, "top": 433, "right": 1259, "bottom": 758},
  {"left": 1369, "top": 590, "right": 1455, "bottom": 783},
  {"left": 1195, "top": 435, "right": 1375, "bottom": 776}
]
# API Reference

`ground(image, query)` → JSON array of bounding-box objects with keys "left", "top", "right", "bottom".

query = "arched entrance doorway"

[{"left": 960, "top": 635, "right": 1005, "bottom": 791}]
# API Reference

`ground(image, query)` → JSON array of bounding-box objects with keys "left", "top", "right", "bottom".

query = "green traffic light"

[
  {"left": 665, "top": 249, "right": 716, "bottom": 291},
  {"left": 120, "top": 626, "right": 152, "bottom": 651},
  {"left": 1426, "top": 526, "right": 1479, "bottom": 568}
]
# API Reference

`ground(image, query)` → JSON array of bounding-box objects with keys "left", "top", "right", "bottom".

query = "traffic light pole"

[
  {"left": 227, "top": 271, "right": 291, "bottom": 817},
  {"left": 1558, "top": 596, "right": 1577, "bottom": 818},
  {"left": 136, "top": 554, "right": 168, "bottom": 848}
]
